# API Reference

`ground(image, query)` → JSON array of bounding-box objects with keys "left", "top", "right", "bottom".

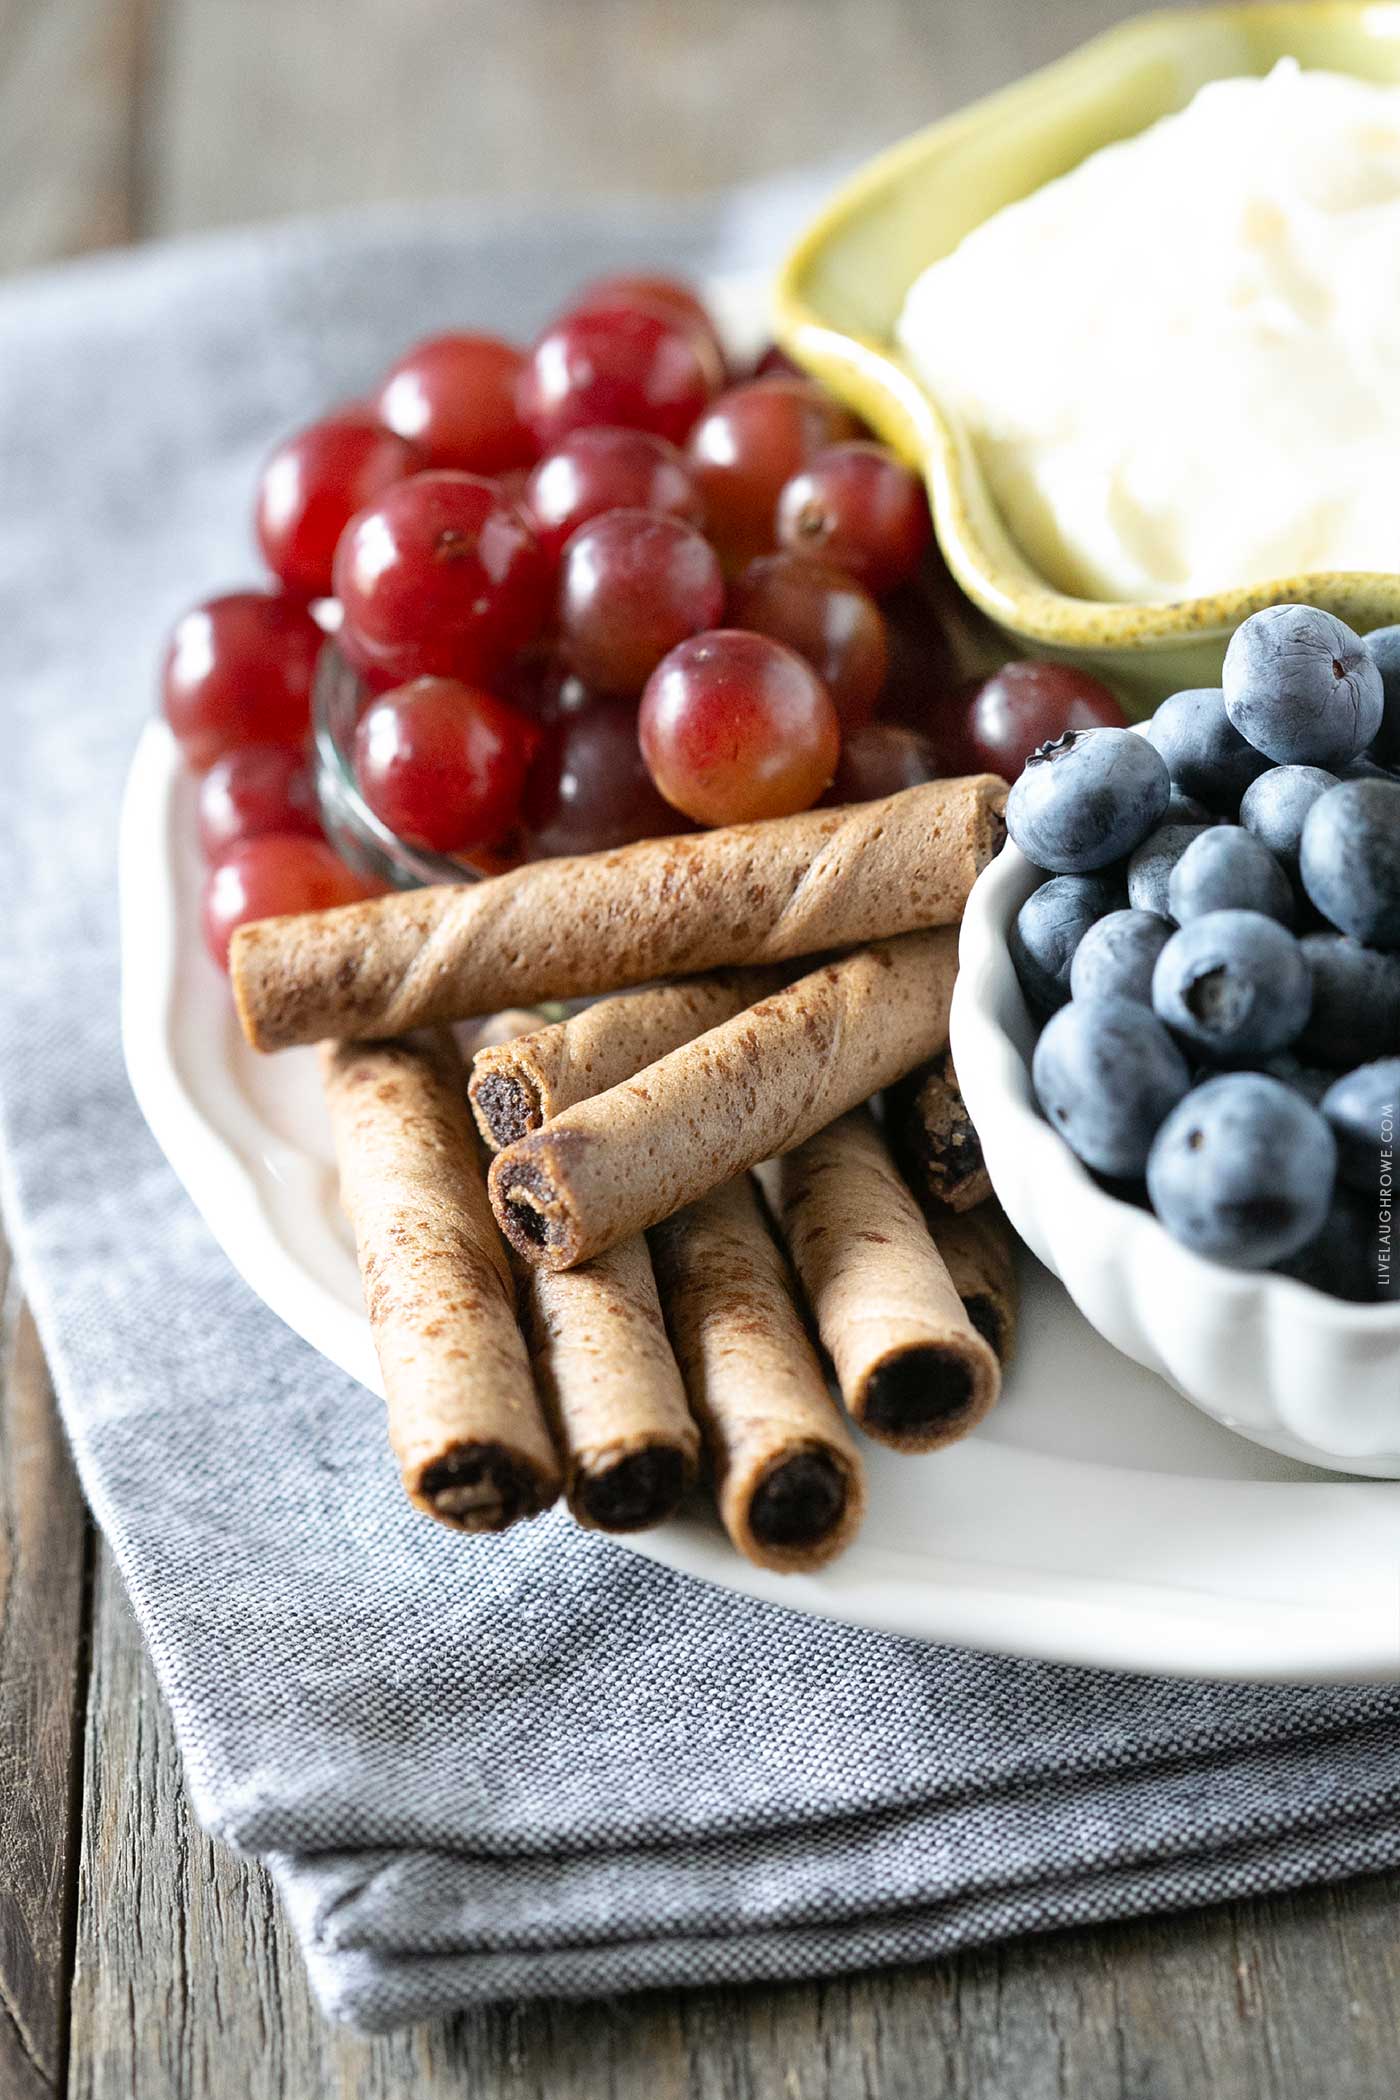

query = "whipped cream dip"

[{"left": 897, "top": 61, "right": 1400, "bottom": 604}]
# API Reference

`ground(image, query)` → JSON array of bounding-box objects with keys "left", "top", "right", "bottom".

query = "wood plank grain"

[
  {"left": 150, "top": 0, "right": 1125, "bottom": 237},
  {"left": 0, "top": 0, "right": 148, "bottom": 2082},
  {"left": 67, "top": 1552, "right": 355, "bottom": 2100},
  {"left": 65, "top": 1553, "right": 1400, "bottom": 2100},
  {"left": 0, "top": 0, "right": 157, "bottom": 274},
  {"left": 0, "top": 1241, "right": 89, "bottom": 2100}
]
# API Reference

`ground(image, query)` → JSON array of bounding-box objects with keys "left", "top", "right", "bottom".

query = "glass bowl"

[{"left": 312, "top": 640, "right": 482, "bottom": 891}]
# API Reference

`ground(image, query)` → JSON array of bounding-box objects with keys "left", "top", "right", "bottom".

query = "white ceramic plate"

[{"left": 120, "top": 722, "right": 1400, "bottom": 1683}]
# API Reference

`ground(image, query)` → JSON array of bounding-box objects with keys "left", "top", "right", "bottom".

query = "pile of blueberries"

[{"left": 1005, "top": 602, "right": 1398, "bottom": 1298}]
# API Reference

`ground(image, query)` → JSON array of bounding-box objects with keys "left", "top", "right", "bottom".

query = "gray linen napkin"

[{"left": 1, "top": 189, "right": 1398, "bottom": 2034}]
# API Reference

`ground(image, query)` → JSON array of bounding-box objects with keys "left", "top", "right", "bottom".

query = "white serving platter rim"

[{"left": 120, "top": 720, "right": 1400, "bottom": 1686}]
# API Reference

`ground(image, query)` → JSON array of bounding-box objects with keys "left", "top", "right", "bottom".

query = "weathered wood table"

[{"left": 2, "top": 2, "right": 1396, "bottom": 2092}]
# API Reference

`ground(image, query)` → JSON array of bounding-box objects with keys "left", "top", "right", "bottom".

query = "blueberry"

[
  {"left": 1258, "top": 1052, "right": 1333, "bottom": 1107},
  {"left": 1146, "top": 1073, "right": 1336, "bottom": 1269},
  {"left": 1278, "top": 1188, "right": 1392, "bottom": 1303},
  {"left": 1005, "top": 727, "right": 1170, "bottom": 874},
  {"left": 1320, "top": 1059, "right": 1400, "bottom": 1192},
  {"left": 1127, "top": 822, "right": 1209, "bottom": 917},
  {"left": 1222, "top": 604, "right": 1383, "bottom": 767},
  {"left": 1299, "top": 779, "right": 1400, "bottom": 950},
  {"left": 1239, "top": 765, "right": 1338, "bottom": 869},
  {"left": 1167, "top": 825, "right": 1294, "bottom": 928},
  {"left": 1069, "top": 908, "right": 1173, "bottom": 1006},
  {"left": 1032, "top": 996, "right": 1191, "bottom": 1178},
  {"left": 1363, "top": 624, "right": 1400, "bottom": 767},
  {"left": 1009, "top": 872, "right": 1123, "bottom": 1013},
  {"left": 1152, "top": 910, "right": 1312, "bottom": 1061},
  {"left": 1143, "top": 686, "right": 1270, "bottom": 810},
  {"left": 1165, "top": 788, "right": 1213, "bottom": 824},
  {"left": 1296, "top": 934, "right": 1400, "bottom": 1067},
  {"left": 1343, "top": 754, "right": 1399, "bottom": 784}
]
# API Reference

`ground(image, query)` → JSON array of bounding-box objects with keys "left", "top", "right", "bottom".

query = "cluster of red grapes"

[{"left": 159, "top": 270, "right": 1127, "bottom": 968}]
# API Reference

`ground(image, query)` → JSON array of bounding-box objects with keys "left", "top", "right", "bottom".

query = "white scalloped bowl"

[{"left": 949, "top": 844, "right": 1400, "bottom": 1478}]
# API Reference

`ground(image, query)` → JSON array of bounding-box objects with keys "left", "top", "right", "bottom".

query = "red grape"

[
  {"left": 197, "top": 744, "right": 320, "bottom": 860},
  {"left": 162, "top": 590, "right": 324, "bottom": 771},
  {"left": 334, "top": 622, "right": 410, "bottom": 696},
  {"left": 728, "top": 552, "right": 887, "bottom": 729},
  {"left": 524, "top": 693, "right": 685, "bottom": 857},
  {"left": 524, "top": 426, "right": 702, "bottom": 566},
  {"left": 941, "top": 660, "right": 1129, "bottom": 781},
  {"left": 639, "top": 629, "right": 840, "bottom": 825},
  {"left": 496, "top": 645, "right": 588, "bottom": 725},
  {"left": 494, "top": 466, "right": 534, "bottom": 514},
  {"left": 334, "top": 471, "right": 549, "bottom": 686},
  {"left": 567, "top": 274, "right": 724, "bottom": 369},
  {"left": 828, "top": 722, "right": 939, "bottom": 804},
  {"left": 686, "top": 378, "right": 860, "bottom": 571},
  {"left": 202, "top": 834, "right": 374, "bottom": 969},
  {"left": 351, "top": 676, "right": 539, "bottom": 852},
  {"left": 877, "top": 582, "right": 959, "bottom": 729},
  {"left": 254, "top": 413, "right": 420, "bottom": 599},
  {"left": 776, "top": 441, "right": 931, "bottom": 593},
  {"left": 558, "top": 509, "right": 724, "bottom": 696},
  {"left": 374, "top": 334, "right": 535, "bottom": 474},
  {"left": 460, "top": 836, "right": 529, "bottom": 878},
  {"left": 517, "top": 305, "right": 718, "bottom": 451}
]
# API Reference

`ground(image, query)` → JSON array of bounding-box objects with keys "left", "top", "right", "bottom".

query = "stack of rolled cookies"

[{"left": 236, "top": 777, "right": 1018, "bottom": 1574}]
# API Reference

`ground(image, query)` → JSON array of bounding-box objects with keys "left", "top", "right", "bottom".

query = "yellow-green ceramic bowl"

[{"left": 773, "top": 3, "right": 1400, "bottom": 715}]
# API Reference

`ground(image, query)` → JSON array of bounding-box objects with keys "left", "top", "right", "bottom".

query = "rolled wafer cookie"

[
  {"left": 885, "top": 1048, "right": 992, "bottom": 1214},
  {"left": 470, "top": 968, "right": 791, "bottom": 1150},
  {"left": 490, "top": 928, "right": 959, "bottom": 1271},
  {"left": 463, "top": 1008, "right": 544, "bottom": 1056},
  {"left": 768, "top": 1108, "right": 999, "bottom": 1451},
  {"left": 232, "top": 776, "right": 1005, "bottom": 1051},
  {"left": 925, "top": 1203, "right": 1019, "bottom": 1366},
  {"left": 467, "top": 1008, "right": 699, "bottom": 1533},
  {"left": 650, "top": 1176, "right": 865, "bottom": 1572},
  {"left": 524, "top": 1236, "right": 700, "bottom": 1533},
  {"left": 320, "top": 1032, "right": 561, "bottom": 1531}
]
